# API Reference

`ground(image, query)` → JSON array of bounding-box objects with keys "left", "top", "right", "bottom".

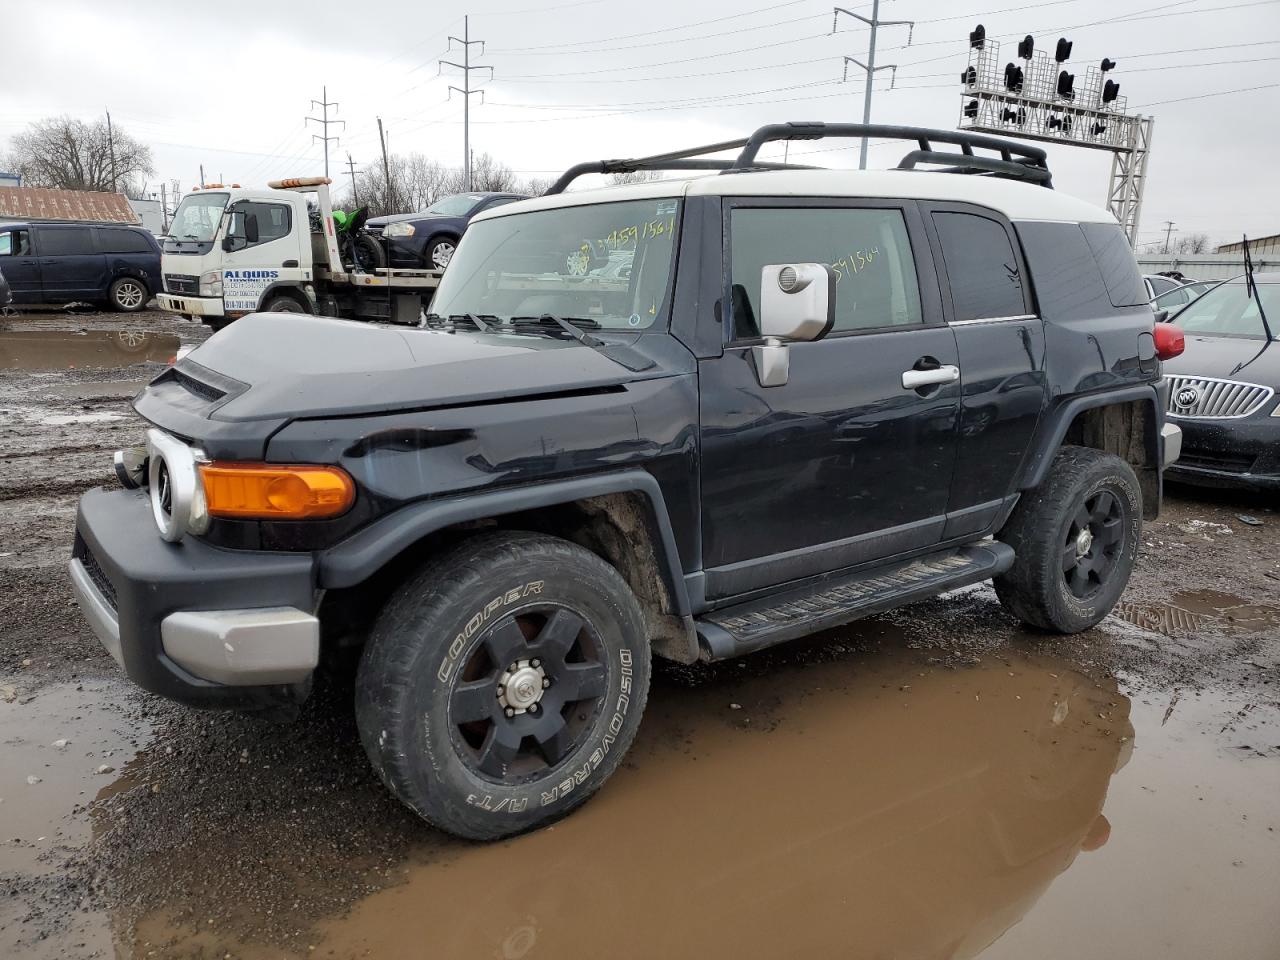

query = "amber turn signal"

[{"left": 199, "top": 463, "right": 355, "bottom": 520}]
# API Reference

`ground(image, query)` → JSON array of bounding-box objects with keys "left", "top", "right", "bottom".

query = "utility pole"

[
  {"left": 440, "top": 16, "right": 492, "bottom": 191},
  {"left": 1162, "top": 220, "right": 1177, "bottom": 254},
  {"left": 105, "top": 109, "right": 118, "bottom": 192},
  {"left": 306, "top": 86, "right": 344, "bottom": 180},
  {"left": 377, "top": 118, "right": 394, "bottom": 212},
  {"left": 834, "top": 5, "right": 914, "bottom": 169},
  {"left": 346, "top": 153, "right": 361, "bottom": 208},
  {"left": 160, "top": 182, "right": 169, "bottom": 233}
]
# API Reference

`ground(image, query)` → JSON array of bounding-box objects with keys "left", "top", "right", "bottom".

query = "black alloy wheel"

[
  {"left": 1061, "top": 489, "right": 1125, "bottom": 599},
  {"left": 449, "top": 606, "right": 609, "bottom": 782}
]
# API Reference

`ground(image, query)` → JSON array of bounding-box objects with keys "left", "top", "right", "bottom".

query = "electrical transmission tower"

[
  {"left": 834, "top": 4, "right": 914, "bottom": 170},
  {"left": 440, "top": 16, "right": 492, "bottom": 191},
  {"left": 306, "top": 87, "right": 344, "bottom": 180}
]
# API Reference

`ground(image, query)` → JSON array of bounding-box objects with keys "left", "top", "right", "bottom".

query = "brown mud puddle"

[
  {"left": 0, "top": 329, "right": 180, "bottom": 370},
  {"left": 99, "top": 644, "right": 1278, "bottom": 960}
]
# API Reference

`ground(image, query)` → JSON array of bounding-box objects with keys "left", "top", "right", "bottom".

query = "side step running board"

[{"left": 695, "top": 541, "right": 1014, "bottom": 661}]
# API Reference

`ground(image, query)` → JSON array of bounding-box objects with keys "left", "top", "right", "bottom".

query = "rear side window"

[
  {"left": 38, "top": 227, "right": 95, "bottom": 256},
  {"left": 96, "top": 228, "right": 154, "bottom": 254},
  {"left": 728, "top": 206, "right": 923, "bottom": 338},
  {"left": 932, "top": 212, "right": 1028, "bottom": 321},
  {"left": 1081, "top": 223, "right": 1148, "bottom": 306}
]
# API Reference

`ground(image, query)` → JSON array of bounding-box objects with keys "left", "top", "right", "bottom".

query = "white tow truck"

[{"left": 156, "top": 177, "right": 441, "bottom": 327}]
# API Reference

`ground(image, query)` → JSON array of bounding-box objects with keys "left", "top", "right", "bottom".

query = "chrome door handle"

[{"left": 901, "top": 365, "right": 960, "bottom": 390}]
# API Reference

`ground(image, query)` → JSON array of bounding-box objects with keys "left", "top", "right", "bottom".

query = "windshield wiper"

[
  {"left": 1242, "top": 234, "right": 1275, "bottom": 341},
  {"left": 509, "top": 314, "right": 604, "bottom": 345}
]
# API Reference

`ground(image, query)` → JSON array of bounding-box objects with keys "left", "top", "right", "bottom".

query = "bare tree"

[
  {"left": 1175, "top": 232, "right": 1210, "bottom": 255},
  {"left": 5, "top": 115, "right": 154, "bottom": 194},
  {"left": 332, "top": 151, "right": 547, "bottom": 215}
]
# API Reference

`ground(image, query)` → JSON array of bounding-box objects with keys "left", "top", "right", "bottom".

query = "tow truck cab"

[{"left": 157, "top": 178, "right": 440, "bottom": 326}]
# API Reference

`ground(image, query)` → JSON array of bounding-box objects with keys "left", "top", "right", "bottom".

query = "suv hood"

[{"left": 141, "top": 313, "right": 672, "bottom": 427}]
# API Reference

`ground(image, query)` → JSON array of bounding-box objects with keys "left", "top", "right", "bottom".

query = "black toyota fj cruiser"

[{"left": 70, "top": 123, "right": 1184, "bottom": 840}]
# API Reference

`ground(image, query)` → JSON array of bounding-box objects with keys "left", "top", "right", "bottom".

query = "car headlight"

[
  {"left": 146, "top": 429, "right": 209, "bottom": 542},
  {"left": 382, "top": 222, "right": 416, "bottom": 238},
  {"left": 199, "top": 269, "right": 223, "bottom": 298}
]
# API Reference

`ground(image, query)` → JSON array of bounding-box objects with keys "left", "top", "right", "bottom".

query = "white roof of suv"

[{"left": 477, "top": 169, "right": 1118, "bottom": 226}]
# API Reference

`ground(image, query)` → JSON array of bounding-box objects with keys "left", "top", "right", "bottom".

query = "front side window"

[
  {"left": 729, "top": 206, "right": 923, "bottom": 339},
  {"left": 0, "top": 230, "right": 26, "bottom": 256},
  {"left": 38, "top": 227, "right": 95, "bottom": 256},
  {"left": 1173, "top": 279, "right": 1278, "bottom": 339},
  {"left": 430, "top": 198, "right": 680, "bottom": 330},
  {"left": 226, "top": 201, "right": 291, "bottom": 250},
  {"left": 933, "top": 212, "right": 1028, "bottom": 322}
]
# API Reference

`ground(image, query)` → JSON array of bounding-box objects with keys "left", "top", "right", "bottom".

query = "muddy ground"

[{"left": 0, "top": 308, "right": 1277, "bottom": 959}]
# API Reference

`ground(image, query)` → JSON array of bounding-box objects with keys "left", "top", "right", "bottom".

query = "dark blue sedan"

[{"left": 367, "top": 192, "right": 527, "bottom": 271}]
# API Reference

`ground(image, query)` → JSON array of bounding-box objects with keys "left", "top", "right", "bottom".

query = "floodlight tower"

[{"left": 958, "top": 25, "right": 1155, "bottom": 244}]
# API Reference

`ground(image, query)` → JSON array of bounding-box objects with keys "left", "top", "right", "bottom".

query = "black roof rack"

[{"left": 544, "top": 121, "right": 1052, "bottom": 195}]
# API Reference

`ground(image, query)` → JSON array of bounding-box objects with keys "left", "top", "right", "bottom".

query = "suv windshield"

[
  {"left": 425, "top": 194, "right": 485, "bottom": 217},
  {"left": 429, "top": 198, "right": 680, "bottom": 330},
  {"left": 1173, "top": 278, "right": 1278, "bottom": 339},
  {"left": 169, "top": 192, "right": 229, "bottom": 241}
]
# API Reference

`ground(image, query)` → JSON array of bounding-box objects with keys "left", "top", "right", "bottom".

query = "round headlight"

[{"left": 146, "top": 429, "right": 207, "bottom": 542}]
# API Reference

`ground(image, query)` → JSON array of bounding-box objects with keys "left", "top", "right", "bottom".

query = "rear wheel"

[
  {"left": 108, "top": 277, "right": 148, "bottom": 312},
  {"left": 355, "top": 531, "right": 651, "bottom": 840},
  {"left": 994, "top": 446, "right": 1142, "bottom": 633}
]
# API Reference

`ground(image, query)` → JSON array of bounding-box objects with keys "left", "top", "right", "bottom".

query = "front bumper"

[
  {"left": 1164, "top": 415, "right": 1280, "bottom": 491},
  {"left": 70, "top": 486, "right": 320, "bottom": 709},
  {"left": 157, "top": 293, "right": 224, "bottom": 317}
]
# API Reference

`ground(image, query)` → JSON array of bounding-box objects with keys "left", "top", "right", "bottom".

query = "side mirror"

[
  {"left": 1153, "top": 309, "right": 1170, "bottom": 324},
  {"left": 752, "top": 263, "right": 836, "bottom": 388},
  {"left": 244, "top": 213, "right": 260, "bottom": 244},
  {"left": 759, "top": 263, "right": 836, "bottom": 341}
]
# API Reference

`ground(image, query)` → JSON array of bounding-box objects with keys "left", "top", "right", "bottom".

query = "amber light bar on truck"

[{"left": 198, "top": 463, "right": 355, "bottom": 520}]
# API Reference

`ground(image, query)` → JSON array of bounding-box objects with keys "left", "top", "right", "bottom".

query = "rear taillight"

[{"left": 1153, "top": 323, "right": 1184, "bottom": 360}]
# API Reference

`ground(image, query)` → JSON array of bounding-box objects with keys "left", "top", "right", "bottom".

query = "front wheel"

[
  {"left": 424, "top": 236, "right": 457, "bottom": 271},
  {"left": 355, "top": 531, "right": 651, "bottom": 840},
  {"left": 261, "top": 294, "right": 305, "bottom": 314},
  {"left": 994, "top": 445, "right": 1142, "bottom": 633},
  {"left": 108, "top": 277, "right": 148, "bottom": 312}
]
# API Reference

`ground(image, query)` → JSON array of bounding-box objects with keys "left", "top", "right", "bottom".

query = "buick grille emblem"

[{"left": 1174, "top": 387, "right": 1200, "bottom": 408}]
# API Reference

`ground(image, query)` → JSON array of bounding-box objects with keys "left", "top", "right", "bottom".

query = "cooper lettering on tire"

[{"left": 355, "top": 531, "right": 651, "bottom": 840}]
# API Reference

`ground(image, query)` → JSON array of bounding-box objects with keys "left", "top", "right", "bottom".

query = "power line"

[
  {"left": 1132, "top": 80, "right": 1280, "bottom": 108},
  {"left": 488, "top": 0, "right": 811, "bottom": 51},
  {"left": 491, "top": 12, "right": 829, "bottom": 56}
]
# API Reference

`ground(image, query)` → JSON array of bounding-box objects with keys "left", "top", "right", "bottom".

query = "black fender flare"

[
  {"left": 257, "top": 282, "right": 315, "bottom": 313},
  {"left": 1019, "top": 383, "right": 1162, "bottom": 491},
  {"left": 317, "top": 470, "right": 692, "bottom": 615}
]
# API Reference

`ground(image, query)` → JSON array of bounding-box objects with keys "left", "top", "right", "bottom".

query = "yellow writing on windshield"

[{"left": 831, "top": 246, "right": 881, "bottom": 283}]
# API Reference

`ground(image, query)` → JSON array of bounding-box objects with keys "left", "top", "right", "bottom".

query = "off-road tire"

[
  {"left": 994, "top": 445, "right": 1142, "bottom": 633},
  {"left": 355, "top": 531, "right": 651, "bottom": 840},
  {"left": 261, "top": 294, "right": 305, "bottom": 314},
  {"left": 353, "top": 234, "right": 387, "bottom": 272},
  {"left": 108, "top": 277, "right": 148, "bottom": 312}
]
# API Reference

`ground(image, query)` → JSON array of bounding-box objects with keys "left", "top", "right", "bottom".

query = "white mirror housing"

[{"left": 759, "top": 263, "right": 837, "bottom": 342}]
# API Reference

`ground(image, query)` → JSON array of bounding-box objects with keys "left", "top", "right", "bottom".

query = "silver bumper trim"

[
  {"left": 1161, "top": 422, "right": 1183, "bottom": 467},
  {"left": 161, "top": 607, "right": 319, "bottom": 686},
  {"left": 68, "top": 558, "right": 124, "bottom": 667}
]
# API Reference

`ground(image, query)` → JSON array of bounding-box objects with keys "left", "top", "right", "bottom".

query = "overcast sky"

[{"left": 2, "top": 0, "right": 1277, "bottom": 248}]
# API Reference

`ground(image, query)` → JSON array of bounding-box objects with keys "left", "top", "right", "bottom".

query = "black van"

[{"left": 0, "top": 221, "right": 161, "bottom": 312}]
